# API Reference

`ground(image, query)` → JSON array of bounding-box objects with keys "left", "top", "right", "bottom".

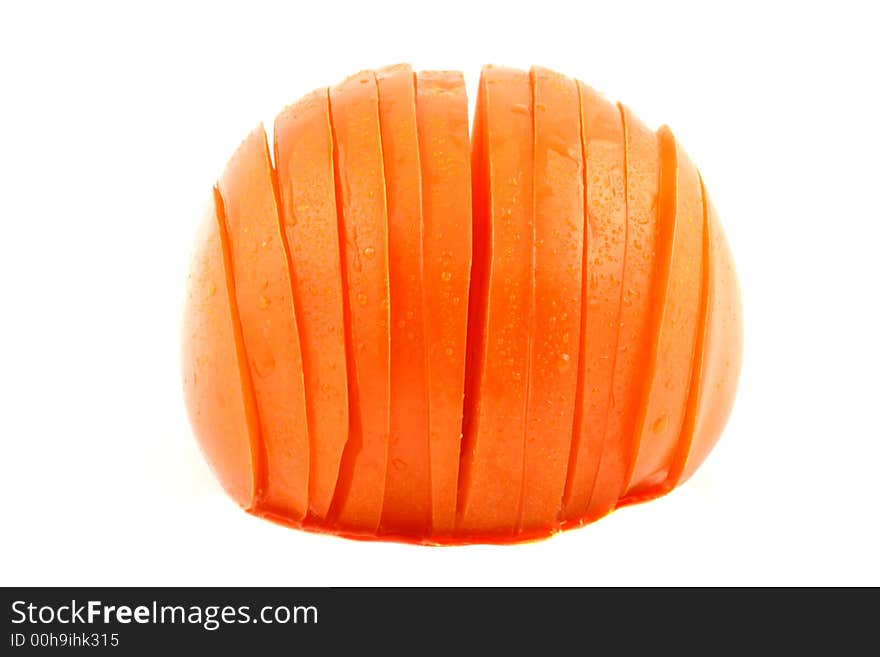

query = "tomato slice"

[
  {"left": 416, "top": 69, "right": 472, "bottom": 538},
  {"left": 563, "top": 83, "right": 627, "bottom": 522},
  {"left": 325, "top": 71, "right": 392, "bottom": 533},
  {"left": 375, "top": 64, "right": 431, "bottom": 536},
  {"left": 624, "top": 129, "right": 704, "bottom": 499},
  {"left": 458, "top": 66, "right": 533, "bottom": 536},
  {"left": 218, "top": 127, "right": 311, "bottom": 520},
  {"left": 520, "top": 66, "right": 585, "bottom": 532},
  {"left": 658, "top": 173, "right": 709, "bottom": 491},
  {"left": 274, "top": 88, "right": 350, "bottom": 520},
  {"left": 676, "top": 180, "right": 743, "bottom": 485},
  {"left": 182, "top": 191, "right": 260, "bottom": 509}
]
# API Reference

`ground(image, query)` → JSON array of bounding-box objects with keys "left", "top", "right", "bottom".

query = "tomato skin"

[{"left": 182, "top": 64, "right": 742, "bottom": 544}]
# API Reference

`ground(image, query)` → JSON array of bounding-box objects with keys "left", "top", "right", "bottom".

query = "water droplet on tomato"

[{"left": 652, "top": 415, "right": 668, "bottom": 434}]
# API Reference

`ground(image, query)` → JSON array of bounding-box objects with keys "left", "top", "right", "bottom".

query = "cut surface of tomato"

[
  {"left": 326, "top": 72, "right": 392, "bottom": 533},
  {"left": 274, "top": 89, "right": 349, "bottom": 520},
  {"left": 519, "top": 66, "right": 584, "bottom": 532},
  {"left": 416, "top": 69, "right": 472, "bottom": 537},
  {"left": 563, "top": 83, "right": 627, "bottom": 522},
  {"left": 625, "top": 129, "right": 704, "bottom": 498},
  {"left": 458, "top": 66, "right": 533, "bottom": 536},
  {"left": 376, "top": 64, "right": 431, "bottom": 536},
  {"left": 218, "top": 127, "right": 310, "bottom": 520}
]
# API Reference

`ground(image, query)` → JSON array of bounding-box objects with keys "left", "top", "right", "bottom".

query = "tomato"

[{"left": 183, "top": 65, "right": 742, "bottom": 544}]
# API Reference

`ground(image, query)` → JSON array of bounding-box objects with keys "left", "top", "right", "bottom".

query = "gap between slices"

[
  {"left": 457, "top": 69, "right": 490, "bottom": 532},
  {"left": 218, "top": 127, "right": 310, "bottom": 520}
]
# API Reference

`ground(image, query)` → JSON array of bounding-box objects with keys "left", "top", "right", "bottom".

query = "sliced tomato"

[
  {"left": 187, "top": 64, "right": 742, "bottom": 543},
  {"left": 457, "top": 66, "right": 533, "bottom": 536},
  {"left": 181, "top": 191, "right": 260, "bottom": 509},
  {"left": 416, "top": 69, "right": 472, "bottom": 538},
  {"left": 325, "top": 71, "right": 391, "bottom": 533},
  {"left": 520, "top": 66, "right": 584, "bottom": 532}
]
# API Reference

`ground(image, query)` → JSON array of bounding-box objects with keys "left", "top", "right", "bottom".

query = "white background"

[{"left": 1, "top": 0, "right": 878, "bottom": 586}]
